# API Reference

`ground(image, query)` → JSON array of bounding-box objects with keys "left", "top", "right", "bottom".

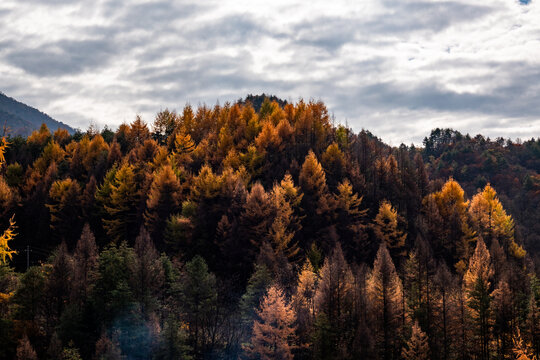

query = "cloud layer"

[{"left": 1, "top": 0, "right": 539, "bottom": 144}]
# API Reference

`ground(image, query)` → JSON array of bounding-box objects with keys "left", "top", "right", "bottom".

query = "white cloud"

[{"left": 0, "top": 0, "right": 539, "bottom": 144}]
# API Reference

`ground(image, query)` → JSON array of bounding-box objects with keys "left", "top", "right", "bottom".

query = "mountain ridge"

[{"left": 0, "top": 91, "right": 74, "bottom": 137}]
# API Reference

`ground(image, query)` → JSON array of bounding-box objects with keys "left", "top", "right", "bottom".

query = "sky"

[{"left": 0, "top": 0, "right": 539, "bottom": 145}]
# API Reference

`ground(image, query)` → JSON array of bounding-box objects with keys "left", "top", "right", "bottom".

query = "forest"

[{"left": 1, "top": 96, "right": 540, "bottom": 359}]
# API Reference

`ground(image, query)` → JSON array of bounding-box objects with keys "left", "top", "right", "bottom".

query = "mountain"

[
  {"left": 0, "top": 92, "right": 74, "bottom": 137},
  {"left": 237, "top": 93, "right": 288, "bottom": 112}
]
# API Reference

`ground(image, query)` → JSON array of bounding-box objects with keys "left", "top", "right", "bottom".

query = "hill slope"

[{"left": 0, "top": 92, "right": 74, "bottom": 136}]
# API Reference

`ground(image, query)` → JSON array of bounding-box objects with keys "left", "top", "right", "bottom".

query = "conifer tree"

[
  {"left": 240, "top": 183, "right": 274, "bottom": 249},
  {"left": 173, "top": 132, "right": 196, "bottom": 164},
  {"left": 47, "top": 242, "right": 73, "bottom": 322},
  {"left": 0, "top": 215, "right": 16, "bottom": 265},
  {"left": 268, "top": 180, "right": 300, "bottom": 262},
  {"left": 47, "top": 178, "right": 82, "bottom": 243},
  {"left": 180, "top": 255, "right": 218, "bottom": 357},
  {"left": 402, "top": 321, "right": 430, "bottom": 360},
  {"left": 71, "top": 224, "right": 98, "bottom": 304},
  {"left": 513, "top": 328, "right": 537, "bottom": 360},
  {"left": 425, "top": 178, "right": 476, "bottom": 271},
  {"left": 240, "top": 264, "right": 273, "bottom": 324},
  {"left": 367, "top": 242, "right": 404, "bottom": 360},
  {"left": 16, "top": 334, "right": 37, "bottom": 360},
  {"left": 245, "top": 285, "right": 297, "bottom": 360},
  {"left": 463, "top": 238, "right": 494, "bottom": 360},
  {"left": 469, "top": 184, "right": 525, "bottom": 258},
  {"left": 144, "top": 165, "right": 182, "bottom": 247},
  {"left": 94, "top": 332, "right": 123, "bottom": 360},
  {"left": 373, "top": 200, "right": 406, "bottom": 261},
  {"left": 314, "top": 244, "right": 355, "bottom": 357},
  {"left": 130, "top": 227, "right": 164, "bottom": 317},
  {"left": 299, "top": 150, "right": 328, "bottom": 209},
  {"left": 334, "top": 179, "right": 368, "bottom": 261},
  {"left": 293, "top": 259, "right": 317, "bottom": 350},
  {"left": 103, "top": 163, "right": 139, "bottom": 243},
  {"left": 492, "top": 280, "right": 513, "bottom": 358},
  {"left": 321, "top": 143, "right": 346, "bottom": 186}
]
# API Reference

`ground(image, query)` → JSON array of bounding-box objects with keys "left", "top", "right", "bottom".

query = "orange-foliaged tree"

[
  {"left": 245, "top": 285, "right": 297, "bottom": 360},
  {"left": 143, "top": 165, "right": 182, "bottom": 249}
]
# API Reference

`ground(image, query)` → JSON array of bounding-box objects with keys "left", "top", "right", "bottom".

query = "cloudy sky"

[{"left": 1, "top": 0, "right": 539, "bottom": 144}]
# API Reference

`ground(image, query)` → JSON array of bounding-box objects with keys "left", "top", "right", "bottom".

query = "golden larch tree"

[
  {"left": 469, "top": 184, "right": 525, "bottom": 258},
  {"left": 402, "top": 321, "right": 430, "bottom": 360},
  {"left": 367, "top": 242, "right": 404, "bottom": 360},
  {"left": 373, "top": 200, "right": 406, "bottom": 260},
  {"left": 245, "top": 285, "right": 297, "bottom": 360}
]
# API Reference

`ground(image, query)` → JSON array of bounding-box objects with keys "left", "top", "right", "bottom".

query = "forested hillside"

[
  {"left": 0, "top": 92, "right": 74, "bottom": 137},
  {"left": 1, "top": 97, "right": 540, "bottom": 359}
]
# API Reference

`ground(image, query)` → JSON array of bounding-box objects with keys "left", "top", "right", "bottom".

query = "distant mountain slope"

[{"left": 0, "top": 92, "right": 74, "bottom": 137}]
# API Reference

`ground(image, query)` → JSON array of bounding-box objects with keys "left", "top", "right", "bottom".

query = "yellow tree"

[
  {"left": 463, "top": 238, "right": 494, "bottom": 360},
  {"left": 245, "top": 285, "right": 297, "bottom": 360},
  {"left": 373, "top": 200, "right": 406, "bottom": 261},
  {"left": 46, "top": 178, "right": 82, "bottom": 242},
  {"left": 469, "top": 184, "right": 525, "bottom": 259},
  {"left": 268, "top": 177, "right": 301, "bottom": 263},
  {"left": 0, "top": 137, "right": 16, "bottom": 265},
  {"left": 425, "top": 178, "right": 476, "bottom": 272},
  {"left": 143, "top": 165, "right": 182, "bottom": 247},
  {"left": 172, "top": 131, "right": 195, "bottom": 165},
  {"left": 513, "top": 328, "right": 537, "bottom": 360},
  {"left": 103, "top": 162, "right": 139, "bottom": 243}
]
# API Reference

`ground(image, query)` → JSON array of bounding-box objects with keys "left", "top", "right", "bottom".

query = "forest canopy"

[{"left": 1, "top": 96, "right": 540, "bottom": 359}]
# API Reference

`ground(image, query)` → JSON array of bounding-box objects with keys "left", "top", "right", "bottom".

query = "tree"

[
  {"left": 373, "top": 200, "right": 406, "bottom": 262},
  {"left": 402, "top": 321, "right": 430, "bottom": 360},
  {"left": 293, "top": 260, "right": 317, "bottom": 352},
  {"left": 367, "top": 243, "right": 404, "bottom": 360},
  {"left": 154, "top": 317, "right": 192, "bottom": 360},
  {"left": 0, "top": 216, "right": 16, "bottom": 265},
  {"left": 46, "top": 242, "right": 73, "bottom": 324},
  {"left": 130, "top": 227, "right": 164, "bottom": 317},
  {"left": 0, "top": 137, "right": 16, "bottom": 266},
  {"left": 268, "top": 179, "right": 301, "bottom": 263},
  {"left": 299, "top": 150, "right": 333, "bottom": 251},
  {"left": 314, "top": 244, "right": 355, "bottom": 357},
  {"left": 16, "top": 334, "right": 37, "bottom": 360},
  {"left": 240, "top": 264, "right": 273, "bottom": 324},
  {"left": 299, "top": 150, "right": 328, "bottom": 210},
  {"left": 180, "top": 255, "right": 218, "bottom": 357},
  {"left": 94, "top": 332, "right": 123, "bottom": 360},
  {"left": 334, "top": 179, "right": 368, "bottom": 261},
  {"left": 47, "top": 178, "right": 82, "bottom": 243},
  {"left": 245, "top": 285, "right": 297, "bottom": 360},
  {"left": 463, "top": 238, "right": 494, "bottom": 360},
  {"left": 424, "top": 178, "right": 476, "bottom": 271},
  {"left": 143, "top": 165, "right": 182, "bottom": 247},
  {"left": 71, "top": 224, "right": 98, "bottom": 304},
  {"left": 321, "top": 143, "right": 346, "bottom": 187},
  {"left": 513, "top": 328, "right": 537, "bottom": 360},
  {"left": 103, "top": 163, "right": 139, "bottom": 243},
  {"left": 153, "top": 109, "right": 178, "bottom": 144},
  {"left": 469, "top": 184, "right": 525, "bottom": 258}
]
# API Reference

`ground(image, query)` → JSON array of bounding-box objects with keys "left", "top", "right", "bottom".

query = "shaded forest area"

[{"left": 1, "top": 96, "right": 540, "bottom": 359}]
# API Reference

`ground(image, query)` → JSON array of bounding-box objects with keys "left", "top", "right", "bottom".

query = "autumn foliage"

[{"left": 0, "top": 97, "right": 539, "bottom": 359}]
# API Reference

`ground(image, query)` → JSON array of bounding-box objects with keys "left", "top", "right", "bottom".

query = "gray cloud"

[
  {"left": 0, "top": 0, "right": 538, "bottom": 144},
  {"left": 5, "top": 38, "right": 117, "bottom": 76},
  {"left": 369, "top": 1, "right": 494, "bottom": 34}
]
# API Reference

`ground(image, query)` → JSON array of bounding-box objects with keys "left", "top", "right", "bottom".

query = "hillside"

[
  {"left": 0, "top": 97, "right": 539, "bottom": 359},
  {"left": 0, "top": 92, "right": 74, "bottom": 136}
]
